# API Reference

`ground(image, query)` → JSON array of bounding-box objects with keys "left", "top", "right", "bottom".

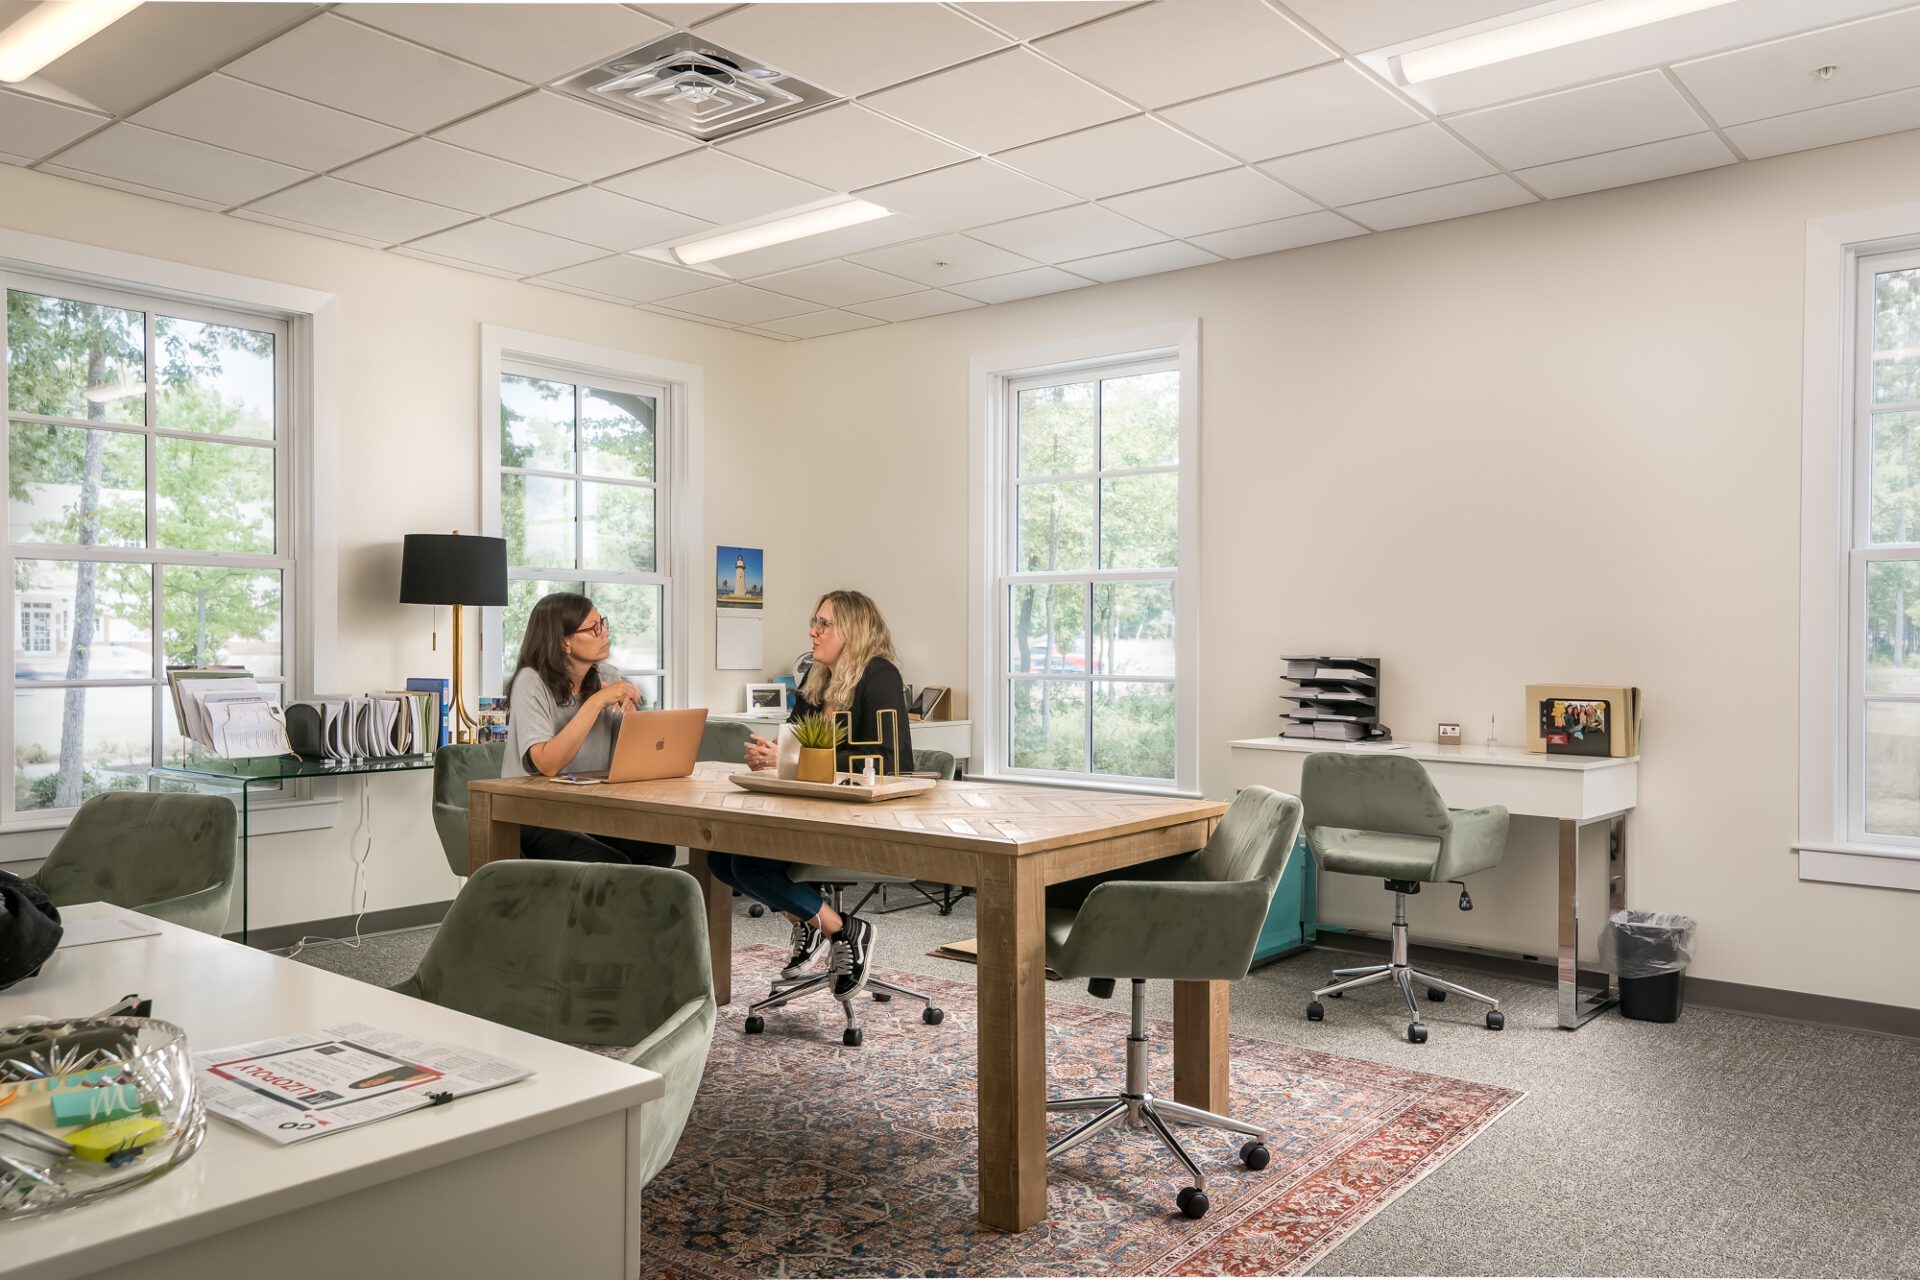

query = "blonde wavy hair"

[{"left": 801, "top": 590, "right": 898, "bottom": 712}]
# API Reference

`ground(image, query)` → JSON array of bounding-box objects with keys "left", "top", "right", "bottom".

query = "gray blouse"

[{"left": 501, "top": 662, "right": 624, "bottom": 779}]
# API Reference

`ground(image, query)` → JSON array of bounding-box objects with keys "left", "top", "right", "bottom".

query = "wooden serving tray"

[{"left": 728, "top": 772, "right": 937, "bottom": 803}]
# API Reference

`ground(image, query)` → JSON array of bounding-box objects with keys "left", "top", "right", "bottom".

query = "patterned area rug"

[{"left": 642, "top": 946, "right": 1523, "bottom": 1278}]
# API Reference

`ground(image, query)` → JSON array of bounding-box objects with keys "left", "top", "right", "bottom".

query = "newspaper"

[{"left": 194, "top": 1021, "right": 534, "bottom": 1145}]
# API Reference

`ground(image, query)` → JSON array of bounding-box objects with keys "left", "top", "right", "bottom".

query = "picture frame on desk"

[
  {"left": 906, "top": 684, "right": 950, "bottom": 722},
  {"left": 744, "top": 683, "right": 787, "bottom": 715}
]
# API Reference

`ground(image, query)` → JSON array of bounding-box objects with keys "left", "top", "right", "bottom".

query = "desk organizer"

[
  {"left": 729, "top": 773, "right": 937, "bottom": 803},
  {"left": 1281, "top": 656, "right": 1383, "bottom": 742}
]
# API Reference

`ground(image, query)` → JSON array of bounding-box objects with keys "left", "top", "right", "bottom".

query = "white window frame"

[
  {"left": 970, "top": 321, "right": 1200, "bottom": 795},
  {"left": 1798, "top": 202, "right": 1920, "bottom": 892},
  {"left": 478, "top": 326, "right": 702, "bottom": 711}
]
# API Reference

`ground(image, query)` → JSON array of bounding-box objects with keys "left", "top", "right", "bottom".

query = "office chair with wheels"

[
  {"left": 31, "top": 792, "right": 238, "bottom": 936},
  {"left": 1299, "top": 752, "right": 1510, "bottom": 1043},
  {"left": 1041, "top": 785, "right": 1303, "bottom": 1219},
  {"left": 430, "top": 741, "right": 506, "bottom": 878}
]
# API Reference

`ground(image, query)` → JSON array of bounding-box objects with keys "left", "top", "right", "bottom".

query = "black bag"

[{"left": 0, "top": 870, "right": 61, "bottom": 991}]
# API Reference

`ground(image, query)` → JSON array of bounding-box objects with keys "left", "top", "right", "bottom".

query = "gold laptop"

[{"left": 564, "top": 708, "right": 708, "bottom": 783}]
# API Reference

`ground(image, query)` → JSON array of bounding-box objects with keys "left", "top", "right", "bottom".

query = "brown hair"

[
  {"left": 801, "top": 590, "right": 898, "bottom": 712},
  {"left": 509, "top": 591, "right": 604, "bottom": 708}
]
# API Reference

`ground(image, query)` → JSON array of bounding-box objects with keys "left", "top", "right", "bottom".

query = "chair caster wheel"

[
  {"left": 1305, "top": 1001, "right": 1325, "bottom": 1021},
  {"left": 843, "top": 1027, "right": 863, "bottom": 1047},
  {"left": 1240, "top": 1141, "right": 1270, "bottom": 1171},
  {"left": 747, "top": 904, "right": 765, "bottom": 918},
  {"left": 1407, "top": 1022, "right": 1428, "bottom": 1044},
  {"left": 744, "top": 1016, "right": 764, "bottom": 1034},
  {"left": 923, "top": 1007, "right": 945, "bottom": 1025},
  {"left": 1326, "top": 989, "right": 1342, "bottom": 998},
  {"left": 1426, "top": 987, "right": 1447, "bottom": 1002},
  {"left": 871, "top": 991, "right": 892, "bottom": 1002},
  {"left": 1485, "top": 1010, "right": 1505, "bottom": 1030},
  {"left": 1176, "top": 1187, "right": 1209, "bottom": 1219}
]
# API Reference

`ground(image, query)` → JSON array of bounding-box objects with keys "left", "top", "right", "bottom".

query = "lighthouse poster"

[
  {"left": 715, "top": 545, "right": 765, "bottom": 669},
  {"left": 715, "top": 546, "right": 765, "bottom": 610}
]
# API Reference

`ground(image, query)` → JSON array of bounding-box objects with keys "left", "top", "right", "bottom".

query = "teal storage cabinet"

[{"left": 1253, "top": 832, "right": 1318, "bottom": 964}]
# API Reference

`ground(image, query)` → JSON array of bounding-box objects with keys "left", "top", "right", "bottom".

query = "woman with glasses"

[
  {"left": 717, "top": 590, "right": 913, "bottom": 1000},
  {"left": 500, "top": 591, "right": 675, "bottom": 866}
]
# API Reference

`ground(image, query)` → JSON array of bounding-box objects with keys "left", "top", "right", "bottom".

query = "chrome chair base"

[
  {"left": 741, "top": 884, "right": 942, "bottom": 1047},
  {"left": 1308, "top": 892, "right": 1503, "bottom": 1042}
]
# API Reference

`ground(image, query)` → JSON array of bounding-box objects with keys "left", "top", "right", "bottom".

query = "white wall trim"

[{"left": 1799, "top": 200, "right": 1920, "bottom": 887}]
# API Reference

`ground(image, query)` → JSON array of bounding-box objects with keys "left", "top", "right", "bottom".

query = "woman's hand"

[
  {"left": 592, "top": 681, "right": 642, "bottom": 713},
  {"left": 745, "top": 733, "right": 778, "bottom": 772}
]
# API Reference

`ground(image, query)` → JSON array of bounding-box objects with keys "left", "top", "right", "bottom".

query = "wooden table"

[{"left": 469, "top": 762, "right": 1227, "bottom": 1232}]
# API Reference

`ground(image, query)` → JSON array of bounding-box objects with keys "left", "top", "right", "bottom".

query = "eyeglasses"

[
  {"left": 574, "top": 616, "right": 610, "bottom": 638},
  {"left": 808, "top": 616, "right": 835, "bottom": 635}
]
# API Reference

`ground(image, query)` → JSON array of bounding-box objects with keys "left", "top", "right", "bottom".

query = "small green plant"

[{"left": 788, "top": 714, "right": 847, "bottom": 750}]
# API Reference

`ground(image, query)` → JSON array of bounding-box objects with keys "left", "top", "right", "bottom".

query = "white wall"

[
  {"left": 756, "top": 129, "right": 1920, "bottom": 1010},
  {"left": 0, "top": 163, "right": 778, "bottom": 930}
]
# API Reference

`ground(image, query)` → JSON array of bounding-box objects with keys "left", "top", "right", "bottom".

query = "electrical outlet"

[{"left": 1437, "top": 722, "right": 1462, "bottom": 745}]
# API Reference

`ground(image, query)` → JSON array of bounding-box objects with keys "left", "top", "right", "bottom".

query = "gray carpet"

[{"left": 294, "top": 891, "right": 1920, "bottom": 1279}]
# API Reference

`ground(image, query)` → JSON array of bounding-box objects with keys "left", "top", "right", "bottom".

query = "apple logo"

[{"left": 654, "top": 739, "right": 666, "bottom": 751}]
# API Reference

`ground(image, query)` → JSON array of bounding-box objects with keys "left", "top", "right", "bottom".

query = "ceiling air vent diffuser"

[{"left": 552, "top": 33, "right": 837, "bottom": 141}]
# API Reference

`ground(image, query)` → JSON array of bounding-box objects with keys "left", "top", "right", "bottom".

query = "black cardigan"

[{"left": 792, "top": 656, "right": 914, "bottom": 774}]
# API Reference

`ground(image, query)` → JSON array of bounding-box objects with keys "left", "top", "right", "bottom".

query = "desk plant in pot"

[{"left": 789, "top": 714, "right": 845, "bottom": 784}]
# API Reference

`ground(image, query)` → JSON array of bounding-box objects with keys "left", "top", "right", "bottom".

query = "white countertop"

[
  {"left": 0, "top": 905, "right": 662, "bottom": 1279},
  {"left": 1229, "top": 737, "right": 1638, "bottom": 771}
]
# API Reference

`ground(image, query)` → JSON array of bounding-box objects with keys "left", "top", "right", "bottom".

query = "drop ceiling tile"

[
  {"left": 132, "top": 75, "right": 408, "bottom": 172},
  {"left": 1103, "top": 167, "right": 1318, "bottom": 237},
  {"left": 407, "top": 220, "right": 605, "bottom": 275},
  {"left": 1673, "top": 6, "right": 1920, "bottom": 128},
  {"left": 599, "top": 150, "right": 829, "bottom": 224},
  {"left": 845, "top": 290, "right": 983, "bottom": 322},
  {"left": 31, "top": 3, "right": 314, "bottom": 118},
  {"left": 226, "top": 14, "right": 524, "bottom": 133},
  {"left": 947, "top": 266, "right": 1095, "bottom": 304},
  {"left": 848, "top": 233, "right": 1040, "bottom": 285},
  {"left": 536, "top": 254, "right": 723, "bottom": 302},
  {"left": 37, "top": 168, "right": 230, "bottom": 213},
  {"left": 1340, "top": 173, "right": 1534, "bottom": 231},
  {"left": 650, "top": 283, "right": 819, "bottom": 324},
  {"left": 1258, "top": 123, "right": 1494, "bottom": 207},
  {"left": 1189, "top": 210, "right": 1367, "bottom": 258},
  {"left": 956, "top": 2, "right": 1141, "bottom": 41},
  {"left": 230, "top": 208, "right": 392, "bottom": 249},
  {"left": 697, "top": 213, "right": 939, "bottom": 276},
  {"left": 245, "top": 177, "right": 473, "bottom": 244},
  {"left": 970, "top": 204, "right": 1162, "bottom": 262},
  {"left": 1517, "top": 132, "right": 1736, "bottom": 199},
  {"left": 995, "top": 116, "right": 1235, "bottom": 199},
  {"left": 859, "top": 160, "right": 1078, "bottom": 230},
  {"left": 436, "top": 92, "right": 696, "bottom": 183},
  {"left": 1278, "top": 0, "right": 1543, "bottom": 52},
  {"left": 864, "top": 49, "right": 1132, "bottom": 154},
  {"left": 630, "top": 5, "right": 737, "bottom": 26},
  {"left": 1446, "top": 72, "right": 1707, "bottom": 170},
  {"left": 717, "top": 105, "right": 971, "bottom": 193},
  {"left": 749, "top": 260, "right": 921, "bottom": 307},
  {"left": 1725, "top": 84, "right": 1920, "bottom": 159},
  {"left": 390, "top": 245, "right": 524, "bottom": 279},
  {"left": 694, "top": 3, "right": 1008, "bottom": 96},
  {"left": 497, "top": 187, "right": 709, "bottom": 251},
  {"left": 1060, "top": 240, "right": 1221, "bottom": 282},
  {"left": 51, "top": 124, "right": 307, "bottom": 208},
  {"left": 756, "top": 309, "right": 887, "bottom": 339},
  {"left": 1, "top": 154, "right": 31, "bottom": 168},
  {"left": 642, "top": 303, "right": 740, "bottom": 331},
  {"left": 336, "top": 139, "right": 573, "bottom": 215},
  {"left": 337, "top": 4, "right": 668, "bottom": 84},
  {"left": 1036, "top": 0, "right": 1332, "bottom": 109},
  {"left": 0, "top": 88, "right": 107, "bottom": 163},
  {"left": 738, "top": 327, "right": 802, "bottom": 342},
  {"left": 1161, "top": 62, "right": 1423, "bottom": 162}
]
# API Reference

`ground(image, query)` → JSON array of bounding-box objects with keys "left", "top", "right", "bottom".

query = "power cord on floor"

[{"left": 279, "top": 777, "right": 374, "bottom": 960}]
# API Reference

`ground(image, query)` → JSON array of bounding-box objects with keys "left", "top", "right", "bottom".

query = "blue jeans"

[{"left": 706, "top": 853, "right": 822, "bottom": 920}]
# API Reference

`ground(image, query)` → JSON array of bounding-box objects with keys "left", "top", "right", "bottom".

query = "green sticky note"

[{"left": 50, "top": 1085, "right": 141, "bottom": 1127}]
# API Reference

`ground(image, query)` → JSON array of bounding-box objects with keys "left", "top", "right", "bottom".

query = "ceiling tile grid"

[{"left": 0, "top": 1, "right": 1916, "bottom": 341}]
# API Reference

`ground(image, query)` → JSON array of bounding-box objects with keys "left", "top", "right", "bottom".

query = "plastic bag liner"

[{"left": 1598, "top": 909, "right": 1696, "bottom": 979}]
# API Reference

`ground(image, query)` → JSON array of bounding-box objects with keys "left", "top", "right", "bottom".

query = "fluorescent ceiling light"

[
  {"left": 82, "top": 381, "right": 144, "bottom": 404},
  {"left": 1393, "top": 0, "right": 1740, "bottom": 85},
  {"left": 669, "top": 200, "right": 890, "bottom": 266},
  {"left": 0, "top": 1, "right": 144, "bottom": 84}
]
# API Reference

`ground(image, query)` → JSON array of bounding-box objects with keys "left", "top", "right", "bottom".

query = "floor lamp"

[{"left": 399, "top": 532, "right": 507, "bottom": 745}]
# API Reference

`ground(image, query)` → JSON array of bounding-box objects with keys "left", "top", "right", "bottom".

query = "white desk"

[
  {"left": 710, "top": 711, "right": 974, "bottom": 768},
  {"left": 1228, "top": 738, "right": 1638, "bottom": 1029},
  {"left": 0, "top": 905, "right": 662, "bottom": 1280}
]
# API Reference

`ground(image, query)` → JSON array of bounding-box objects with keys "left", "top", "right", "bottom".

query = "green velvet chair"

[
  {"left": 391, "top": 859, "right": 716, "bottom": 1189},
  {"left": 1041, "top": 784, "right": 1302, "bottom": 1221},
  {"left": 30, "top": 792, "right": 238, "bottom": 936},
  {"left": 1299, "top": 753, "right": 1510, "bottom": 1044},
  {"left": 740, "top": 748, "right": 959, "bottom": 1047}
]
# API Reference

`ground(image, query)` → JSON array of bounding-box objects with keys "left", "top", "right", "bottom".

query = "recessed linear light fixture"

[
  {"left": 669, "top": 200, "right": 891, "bottom": 266},
  {"left": 0, "top": 0, "right": 143, "bottom": 84},
  {"left": 1391, "top": 0, "right": 1741, "bottom": 85}
]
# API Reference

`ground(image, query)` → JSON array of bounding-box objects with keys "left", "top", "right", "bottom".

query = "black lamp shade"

[{"left": 399, "top": 534, "right": 508, "bottom": 606}]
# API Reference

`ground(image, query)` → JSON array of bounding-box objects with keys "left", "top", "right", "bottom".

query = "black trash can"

[{"left": 1598, "top": 909, "right": 1696, "bottom": 1023}]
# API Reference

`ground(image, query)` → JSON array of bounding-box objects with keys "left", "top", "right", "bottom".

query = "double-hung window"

[{"left": 2, "top": 274, "right": 291, "bottom": 817}]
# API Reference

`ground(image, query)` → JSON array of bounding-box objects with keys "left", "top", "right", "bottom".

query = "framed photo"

[
  {"left": 907, "top": 684, "right": 949, "bottom": 721},
  {"left": 744, "top": 683, "right": 787, "bottom": 716}
]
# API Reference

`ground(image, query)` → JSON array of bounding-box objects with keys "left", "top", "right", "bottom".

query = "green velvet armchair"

[
  {"left": 392, "top": 859, "right": 716, "bottom": 1188},
  {"left": 30, "top": 792, "right": 238, "bottom": 936}
]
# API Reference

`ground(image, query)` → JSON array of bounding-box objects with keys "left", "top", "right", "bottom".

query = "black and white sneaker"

[
  {"left": 827, "top": 916, "right": 875, "bottom": 1001},
  {"left": 781, "top": 919, "right": 823, "bottom": 979}
]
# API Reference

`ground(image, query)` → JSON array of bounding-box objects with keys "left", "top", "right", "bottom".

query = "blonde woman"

[{"left": 716, "top": 590, "right": 913, "bottom": 1000}]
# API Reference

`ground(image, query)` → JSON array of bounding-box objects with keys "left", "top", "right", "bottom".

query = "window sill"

[
  {"left": 1794, "top": 843, "right": 1920, "bottom": 891},
  {"left": 0, "top": 795, "right": 340, "bottom": 845},
  {"left": 965, "top": 770, "right": 1202, "bottom": 800}
]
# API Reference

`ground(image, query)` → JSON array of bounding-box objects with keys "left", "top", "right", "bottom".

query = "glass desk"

[{"left": 149, "top": 753, "right": 436, "bottom": 944}]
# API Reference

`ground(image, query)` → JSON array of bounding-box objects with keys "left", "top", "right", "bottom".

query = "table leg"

[
  {"left": 1558, "top": 817, "right": 1620, "bottom": 1029},
  {"left": 1172, "top": 980, "right": 1230, "bottom": 1113},
  {"left": 466, "top": 789, "right": 521, "bottom": 877},
  {"left": 688, "top": 850, "right": 732, "bottom": 1007},
  {"left": 975, "top": 856, "right": 1047, "bottom": 1232}
]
